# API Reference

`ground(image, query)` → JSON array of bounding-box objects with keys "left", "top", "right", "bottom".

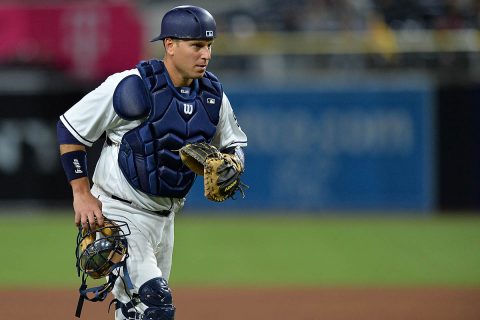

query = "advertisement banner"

[{"left": 185, "top": 77, "right": 435, "bottom": 212}]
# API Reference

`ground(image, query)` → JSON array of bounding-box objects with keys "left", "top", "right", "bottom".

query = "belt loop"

[{"left": 153, "top": 209, "right": 171, "bottom": 217}]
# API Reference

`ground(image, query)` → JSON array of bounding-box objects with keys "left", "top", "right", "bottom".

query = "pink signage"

[{"left": 0, "top": 3, "right": 143, "bottom": 81}]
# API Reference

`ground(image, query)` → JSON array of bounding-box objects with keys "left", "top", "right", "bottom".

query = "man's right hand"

[
  {"left": 71, "top": 177, "right": 104, "bottom": 229},
  {"left": 59, "top": 144, "right": 104, "bottom": 229}
]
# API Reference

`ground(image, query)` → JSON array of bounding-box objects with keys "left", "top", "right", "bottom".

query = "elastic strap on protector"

[{"left": 75, "top": 260, "right": 134, "bottom": 318}]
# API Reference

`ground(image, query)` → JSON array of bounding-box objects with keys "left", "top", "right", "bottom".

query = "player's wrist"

[
  {"left": 70, "top": 177, "right": 91, "bottom": 194},
  {"left": 60, "top": 150, "right": 89, "bottom": 182}
]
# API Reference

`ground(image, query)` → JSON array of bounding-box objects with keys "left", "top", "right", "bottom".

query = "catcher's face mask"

[
  {"left": 76, "top": 219, "right": 130, "bottom": 279},
  {"left": 74, "top": 218, "right": 133, "bottom": 318}
]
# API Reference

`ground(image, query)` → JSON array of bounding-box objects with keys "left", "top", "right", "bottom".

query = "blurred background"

[
  {"left": 0, "top": 0, "right": 479, "bottom": 214},
  {"left": 0, "top": 2, "right": 479, "bottom": 319}
]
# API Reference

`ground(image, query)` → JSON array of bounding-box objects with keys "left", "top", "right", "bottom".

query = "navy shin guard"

[
  {"left": 113, "top": 277, "right": 175, "bottom": 320},
  {"left": 139, "top": 277, "right": 176, "bottom": 320}
]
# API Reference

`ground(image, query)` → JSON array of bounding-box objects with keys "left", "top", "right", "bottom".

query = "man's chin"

[{"left": 192, "top": 71, "right": 206, "bottom": 78}]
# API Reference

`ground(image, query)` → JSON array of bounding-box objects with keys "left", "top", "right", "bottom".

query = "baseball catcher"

[
  {"left": 179, "top": 142, "right": 247, "bottom": 202},
  {"left": 57, "top": 5, "right": 247, "bottom": 320},
  {"left": 75, "top": 218, "right": 132, "bottom": 318}
]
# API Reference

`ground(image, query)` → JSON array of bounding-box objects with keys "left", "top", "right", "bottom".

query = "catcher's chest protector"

[{"left": 118, "top": 59, "right": 222, "bottom": 197}]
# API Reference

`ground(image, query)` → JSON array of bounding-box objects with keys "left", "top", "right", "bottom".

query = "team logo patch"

[
  {"left": 206, "top": 98, "right": 215, "bottom": 104},
  {"left": 73, "top": 158, "right": 83, "bottom": 174},
  {"left": 206, "top": 30, "right": 214, "bottom": 37}
]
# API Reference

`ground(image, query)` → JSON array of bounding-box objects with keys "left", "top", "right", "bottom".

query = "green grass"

[
  {"left": 171, "top": 215, "right": 480, "bottom": 287},
  {"left": 0, "top": 212, "right": 78, "bottom": 288},
  {"left": 0, "top": 210, "right": 479, "bottom": 288}
]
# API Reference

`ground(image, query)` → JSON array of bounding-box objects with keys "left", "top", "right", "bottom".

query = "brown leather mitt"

[{"left": 179, "top": 142, "right": 246, "bottom": 202}]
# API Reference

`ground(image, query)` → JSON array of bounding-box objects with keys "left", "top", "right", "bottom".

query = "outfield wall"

[
  {"left": 186, "top": 74, "right": 435, "bottom": 212},
  {"left": 0, "top": 74, "right": 478, "bottom": 212}
]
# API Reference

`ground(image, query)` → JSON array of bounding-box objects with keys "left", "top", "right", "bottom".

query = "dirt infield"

[{"left": 1, "top": 287, "right": 479, "bottom": 320}]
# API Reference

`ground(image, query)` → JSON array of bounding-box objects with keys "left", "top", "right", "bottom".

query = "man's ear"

[{"left": 163, "top": 38, "right": 175, "bottom": 55}]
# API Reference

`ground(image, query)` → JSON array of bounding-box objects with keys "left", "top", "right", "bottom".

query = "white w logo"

[{"left": 183, "top": 103, "right": 193, "bottom": 115}]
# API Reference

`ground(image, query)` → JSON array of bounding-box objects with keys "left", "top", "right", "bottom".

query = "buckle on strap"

[{"left": 109, "top": 298, "right": 142, "bottom": 320}]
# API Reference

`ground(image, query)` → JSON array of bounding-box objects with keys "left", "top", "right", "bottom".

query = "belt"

[{"left": 111, "top": 195, "right": 171, "bottom": 217}]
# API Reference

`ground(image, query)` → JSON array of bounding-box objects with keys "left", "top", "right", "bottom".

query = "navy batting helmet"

[{"left": 151, "top": 5, "right": 216, "bottom": 42}]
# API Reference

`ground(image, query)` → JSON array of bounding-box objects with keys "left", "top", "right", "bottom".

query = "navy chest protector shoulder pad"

[{"left": 113, "top": 74, "right": 151, "bottom": 121}]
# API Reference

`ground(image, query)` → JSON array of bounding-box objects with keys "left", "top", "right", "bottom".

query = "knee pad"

[{"left": 139, "top": 277, "right": 176, "bottom": 320}]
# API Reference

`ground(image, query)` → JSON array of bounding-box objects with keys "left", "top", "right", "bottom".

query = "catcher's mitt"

[
  {"left": 179, "top": 142, "right": 221, "bottom": 176},
  {"left": 179, "top": 142, "right": 246, "bottom": 202}
]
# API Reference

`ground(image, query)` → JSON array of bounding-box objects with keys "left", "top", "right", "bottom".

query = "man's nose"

[{"left": 201, "top": 47, "right": 211, "bottom": 60}]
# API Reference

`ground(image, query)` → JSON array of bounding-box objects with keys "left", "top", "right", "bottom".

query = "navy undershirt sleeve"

[{"left": 56, "top": 119, "right": 85, "bottom": 145}]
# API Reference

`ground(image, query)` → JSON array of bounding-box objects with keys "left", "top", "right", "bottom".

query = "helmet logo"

[{"left": 206, "top": 30, "right": 214, "bottom": 37}]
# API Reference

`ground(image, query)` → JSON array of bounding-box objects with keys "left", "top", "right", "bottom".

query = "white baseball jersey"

[{"left": 60, "top": 68, "right": 247, "bottom": 212}]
